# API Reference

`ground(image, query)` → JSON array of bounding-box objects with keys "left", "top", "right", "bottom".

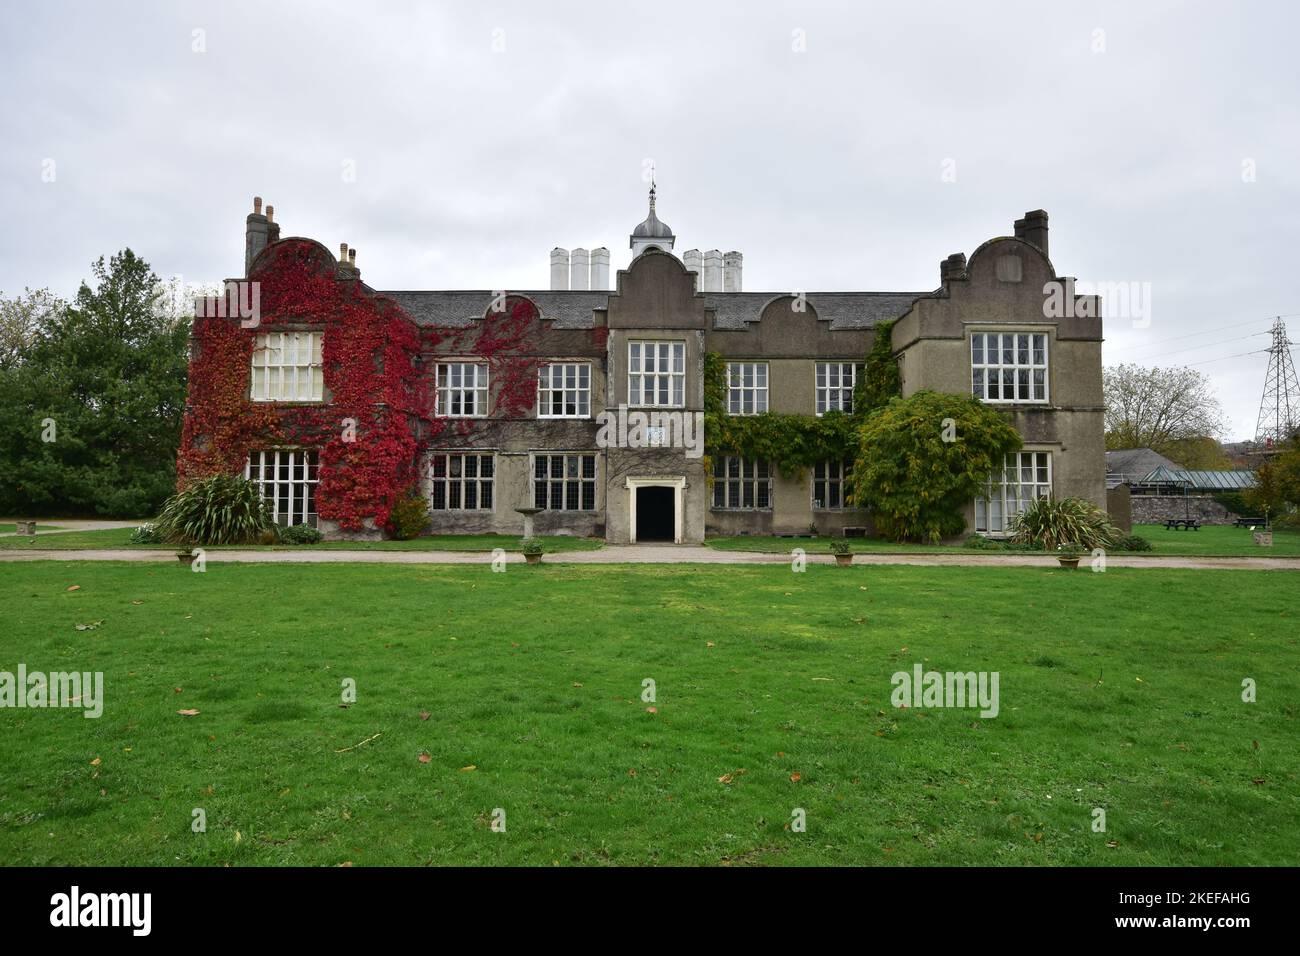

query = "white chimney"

[
  {"left": 723, "top": 251, "right": 743, "bottom": 292},
  {"left": 590, "top": 247, "right": 610, "bottom": 290},
  {"left": 702, "top": 250, "right": 723, "bottom": 293},
  {"left": 550, "top": 248, "right": 570, "bottom": 290},
  {"left": 683, "top": 249, "right": 702, "bottom": 287},
  {"left": 570, "top": 248, "right": 590, "bottom": 291}
]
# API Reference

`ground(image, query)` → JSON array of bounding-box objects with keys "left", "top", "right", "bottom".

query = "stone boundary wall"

[{"left": 1130, "top": 495, "right": 1237, "bottom": 525}]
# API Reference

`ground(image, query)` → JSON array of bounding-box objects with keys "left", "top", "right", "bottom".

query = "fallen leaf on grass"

[
  {"left": 173, "top": 687, "right": 183, "bottom": 694},
  {"left": 717, "top": 769, "right": 746, "bottom": 785},
  {"left": 234, "top": 831, "right": 242, "bottom": 844},
  {"left": 74, "top": 620, "right": 103, "bottom": 631},
  {"left": 131, "top": 600, "right": 143, "bottom": 606},
  {"left": 645, "top": 706, "right": 657, "bottom": 714},
  {"left": 176, "top": 709, "right": 200, "bottom": 716},
  {"left": 90, "top": 757, "right": 101, "bottom": 766},
  {"left": 66, "top": 585, "right": 80, "bottom": 592},
  {"left": 790, "top": 773, "right": 802, "bottom": 783},
  {"left": 419, "top": 711, "right": 430, "bottom": 721},
  {"left": 1106, "top": 840, "right": 1119, "bottom": 848},
  {"left": 459, "top": 765, "right": 476, "bottom": 772},
  {"left": 338, "top": 861, "right": 353, "bottom": 867},
  {"left": 418, "top": 753, "right": 431, "bottom": 764}
]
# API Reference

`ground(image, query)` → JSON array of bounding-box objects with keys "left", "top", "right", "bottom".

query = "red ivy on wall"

[{"left": 177, "top": 241, "right": 558, "bottom": 533}]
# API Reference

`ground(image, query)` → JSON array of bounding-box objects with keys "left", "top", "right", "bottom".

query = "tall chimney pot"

[{"left": 550, "top": 248, "right": 570, "bottom": 290}]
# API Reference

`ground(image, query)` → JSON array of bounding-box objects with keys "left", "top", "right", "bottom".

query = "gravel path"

[{"left": 1, "top": 545, "right": 1297, "bottom": 570}]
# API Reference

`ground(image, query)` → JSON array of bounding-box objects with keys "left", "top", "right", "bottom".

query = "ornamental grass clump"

[
  {"left": 1008, "top": 496, "right": 1120, "bottom": 552},
  {"left": 156, "top": 474, "right": 274, "bottom": 546}
]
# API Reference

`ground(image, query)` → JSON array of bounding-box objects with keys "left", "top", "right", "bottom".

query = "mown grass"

[
  {"left": 707, "top": 523, "right": 1300, "bottom": 558},
  {"left": 0, "top": 530, "right": 601, "bottom": 552},
  {"left": 0, "top": 560, "right": 1295, "bottom": 866}
]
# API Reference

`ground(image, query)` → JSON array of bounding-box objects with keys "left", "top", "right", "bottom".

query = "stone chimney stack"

[
  {"left": 1014, "top": 209, "right": 1049, "bottom": 258},
  {"left": 266, "top": 205, "right": 280, "bottom": 245},
  {"left": 550, "top": 248, "right": 570, "bottom": 290},
  {"left": 683, "top": 249, "right": 702, "bottom": 285},
  {"left": 589, "top": 247, "right": 610, "bottom": 290},
  {"left": 940, "top": 252, "right": 967, "bottom": 283},
  {"left": 701, "top": 250, "right": 724, "bottom": 293},
  {"left": 570, "top": 248, "right": 590, "bottom": 291},
  {"left": 723, "top": 251, "right": 743, "bottom": 292},
  {"left": 245, "top": 196, "right": 269, "bottom": 275},
  {"left": 348, "top": 247, "right": 358, "bottom": 278}
]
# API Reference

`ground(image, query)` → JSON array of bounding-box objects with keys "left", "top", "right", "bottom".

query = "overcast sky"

[{"left": 2, "top": 0, "right": 1297, "bottom": 439}]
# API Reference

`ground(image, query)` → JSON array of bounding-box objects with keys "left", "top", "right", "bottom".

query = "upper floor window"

[
  {"left": 251, "top": 331, "right": 323, "bottom": 402},
  {"left": 815, "top": 362, "right": 860, "bottom": 414},
  {"left": 629, "top": 341, "right": 685, "bottom": 407},
  {"left": 971, "top": 332, "right": 1048, "bottom": 403},
  {"left": 812, "top": 459, "right": 853, "bottom": 510},
  {"left": 975, "top": 451, "right": 1051, "bottom": 535},
  {"left": 437, "top": 362, "right": 489, "bottom": 417},
  {"left": 533, "top": 453, "right": 597, "bottom": 511},
  {"left": 538, "top": 363, "right": 591, "bottom": 418},
  {"left": 712, "top": 456, "right": 771, "bottom": 510},
  {"left": 727, "top": 362, "right": 768, "bottom": 415},
  {"left": 429, "top": 452, "right": 494, "bottom": 510}
]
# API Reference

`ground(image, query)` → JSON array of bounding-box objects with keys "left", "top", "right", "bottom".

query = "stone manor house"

[{"left": 187, "top": 189, "right": 1106, "bottom": 544}]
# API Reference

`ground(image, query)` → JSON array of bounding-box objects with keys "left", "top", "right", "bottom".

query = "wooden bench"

[
  {"left": 1233, "top": 517, "right": 1267, "bottom": 528},
  {"left": 1163, "top": 519, "right": 1200, "bottom": 531}
]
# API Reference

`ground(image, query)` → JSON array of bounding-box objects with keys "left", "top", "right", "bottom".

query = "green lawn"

[
  {"left": 0, "top": 529, "right": 601, "bottom": 552},
  {"left": 708, "top": 523, "right": 1300, "bottom": 558},
  {"left": 1, "top": 560, "right": 1294, "bottom": 866}
]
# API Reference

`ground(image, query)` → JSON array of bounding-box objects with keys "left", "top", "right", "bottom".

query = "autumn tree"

[{"left": 1103, "top": 364, "right": 1226, "bottom": 456}]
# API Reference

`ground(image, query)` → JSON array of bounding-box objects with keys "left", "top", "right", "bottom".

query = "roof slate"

[{"left": 380, "top": 289, "right": 930, "bottom": 331}]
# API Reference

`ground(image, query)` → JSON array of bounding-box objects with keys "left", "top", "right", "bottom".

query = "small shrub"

[
  {"left": 259, "top": 528, "right": 279, "bottom": 545},
  {"left": 829, "top": 539, "right": 852, "bottom": 555},
  {"left": 520, "top": 539, "right": 544, "bottom": 555},
  {"left": 129, "top": 523, "right": 163, "bottom": 545},
  {"left": 156, "top": 474, "right": 274, "bottom": 546},
  {"left": 1009, "top": 497, "right": 1120, "bottom": 552},
  {"left": 1116, "top": 534, "right": 1152, "bottom": 552},
  {"left": 387, "top": 493, "right": 429, "bottom": 540},
  {"left": 963, "top": 534, "right": 1001, "bottom": 550},
  {"left": 278, "top": 524, "right": 322, "bottom": 545}
]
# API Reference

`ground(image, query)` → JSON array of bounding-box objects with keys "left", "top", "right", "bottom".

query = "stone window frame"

[
  {"left": 711, "top": 456, "right": 772, "bottom": 510},
  {"left": 975, "top": 450, "right": 1052, "bottom": 536},
  {"left": 537, "top": 362, "right": 592, "bottom": 419},
  {"left": 250, "top": 331, "right": 323, "bottom": 402},
  {"left": 428, "top": 451, "right": 495, "bottom": 511},
  {"left": 815, "top": 362, "right": 860, "bottom": 415},
  {"left": 726, "top": 361, "right": 769, "bottom": 415},
  {"left": 628, "top": 340, "right": 686, "bottom": 408},
  {"left": 812, "top": 458, "right": 854, "bottom": 511},
  {"left": 532, "top": 451, "right": 598, "bottom": 511},
  {"left": 436, "top": 361, "right": 490, "bottom": 418},
  {"left": 245, "top": 448, "right": 319, "bottom": 527},
  {"left": 970, "top": 331, "right": 1050, "bottom": 404}
]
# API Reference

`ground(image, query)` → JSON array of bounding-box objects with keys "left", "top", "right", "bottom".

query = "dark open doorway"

[{"left": 635, "top": 486, "right": 675, "bottom": 542}]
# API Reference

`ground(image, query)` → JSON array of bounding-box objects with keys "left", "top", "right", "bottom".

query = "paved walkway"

[
  {"left": 1, "top": 544, "right": 1296, "bottom": 570},
  {"left": 0, "top": 519, "right": 140, "bottom": 538}
]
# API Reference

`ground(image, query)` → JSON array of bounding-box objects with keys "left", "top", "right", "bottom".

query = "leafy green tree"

[
  {"left": 853, "top": 390, "right": 1022, "bottom": 542},
  {"left": 0, "top": 250, "right": 190, "bottom": 517},
  {"left": 854, "top": 319, "right": 902, "bottom": 415}
]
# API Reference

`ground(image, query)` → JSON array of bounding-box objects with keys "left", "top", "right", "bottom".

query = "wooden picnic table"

[{"left": 1164, "top": 519, "right": 1200, "bottom": 530}]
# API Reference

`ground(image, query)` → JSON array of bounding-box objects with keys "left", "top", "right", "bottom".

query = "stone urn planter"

[
  {"left": 830, "top": 542, "right": 853, "bottom": 567},
  {"left": 833, "top": 553, "right": 854, "bottom": 567},
  {"left": 521, "top": 540, "right": 544, "bottom": 565},
  {"left": 523, "top": 551, "right": 543, "bottom": 565},
  {"left": 177, "top": 550, "right": 198, "bottom": 566},
  {"left": 1056, "top": 555, "right": 1080, "bottom": 569}
]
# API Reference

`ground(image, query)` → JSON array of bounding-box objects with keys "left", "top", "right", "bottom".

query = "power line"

[
  {"left": 1115, "top": 330, "right": 1271, "bottom": 363},
  {"left": 1108, "top": 312, "right": 1300, "bottom": 357}
]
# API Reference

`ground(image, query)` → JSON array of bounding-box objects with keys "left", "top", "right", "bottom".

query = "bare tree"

[
  {"left": 1104, "top": 363, "right": 1226, "bottom": 452},
  {"left": 0, "top": 287, "right": 65, "bottom": 369}
]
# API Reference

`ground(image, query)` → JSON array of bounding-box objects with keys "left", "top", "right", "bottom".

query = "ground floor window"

[
  {"left": 812, "top": 459, "right": 853, "bottom": 510},
  {"left": 975, "top": 451, "right": 1051, "bottom": 535},
  {"left": 246, "top": 449, "right": 318, "bottom": 527},
  {"left": 429, "top": 452, "right": 494, "bottom": 510},
  {"left": 534, "top": 453, "right": 597, "bottom": 511},
  {"left": 712, "top": 456, "right": 771, "bottom": 509}
]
